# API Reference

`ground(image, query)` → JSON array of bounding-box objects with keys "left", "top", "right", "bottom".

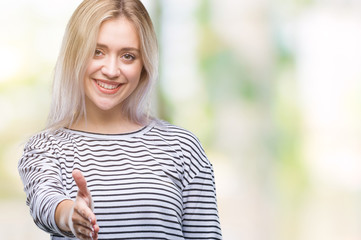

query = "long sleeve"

[
  {"left": 182, "top": 164, "right": 222, "bottom": 239},
  {"left": 18, "top": 133, "right": 72, "bottom": 237},
  {"left": 171, "top": 123, "right": 222, "bottom": 239}
]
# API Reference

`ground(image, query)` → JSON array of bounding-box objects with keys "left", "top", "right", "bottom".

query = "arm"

[
  {"left": 168, "top": 125, "right": 222, "bottom": 239},
  {"left": 18, "top": 134, "right": 73, "bottom": 236},
  {"left": 18, "top": 135, "right": 99, "bottom": 239},
  {"left": 182, "top": 165, "right": 222, "bottom": 240}
]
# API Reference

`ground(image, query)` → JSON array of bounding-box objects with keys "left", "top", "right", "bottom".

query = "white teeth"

[{"left": 96, "top": 80, "right": 119, "bottom": 90}]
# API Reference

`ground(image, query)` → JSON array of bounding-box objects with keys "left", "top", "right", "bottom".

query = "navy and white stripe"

[{"left": 18, "top": 120, "right": 222, "bottom": 239}]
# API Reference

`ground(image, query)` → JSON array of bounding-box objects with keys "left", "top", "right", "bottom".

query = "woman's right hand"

[{"left": 55, "top": 170, "right": 99, "bottom": 240}]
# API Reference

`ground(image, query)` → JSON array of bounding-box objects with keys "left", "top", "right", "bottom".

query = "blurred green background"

[{"left": 1, "top": 0, "right": 361, "bottom": 239}]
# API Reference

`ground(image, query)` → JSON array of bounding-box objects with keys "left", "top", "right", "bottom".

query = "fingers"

[
  {"left": 71, "top": 217, "right": 99, "bottom": 240},
  {"left": 73, "top": 169, "right": 90, "bottom": 197},
  {"left": 74, "top": 196, "right": 94, "bottom": 220},
  {"left": 71, "top": 201, "right": 99, "bottom": 240},
  {"left": 73, "top": 169, "right": 94, "bottom": 210},
  {"left": 72, "top": 223, "right": 96, "bottom": 240},
  {"left": 71, "top": 169, "right": 99, "bottom": 239}
]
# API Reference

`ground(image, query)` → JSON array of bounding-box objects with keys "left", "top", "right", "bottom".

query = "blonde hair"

[{"left": 47, "top": 0, "right": 158, "bottom": 129}]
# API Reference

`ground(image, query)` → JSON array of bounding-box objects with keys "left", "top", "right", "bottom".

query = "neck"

[{"left": 71, "top": 104, "right": 143, "bottom": 134}]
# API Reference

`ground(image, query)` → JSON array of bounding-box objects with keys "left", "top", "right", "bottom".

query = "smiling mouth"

[{"left": 96, "top": 80, "right": 121, "bottom": 90}]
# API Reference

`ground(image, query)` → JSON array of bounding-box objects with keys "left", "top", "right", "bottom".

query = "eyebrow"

[{"left": 96, "top": 44, "right": 140, "bottom": 53}]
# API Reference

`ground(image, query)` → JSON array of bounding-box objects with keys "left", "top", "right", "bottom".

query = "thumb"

[
  {"left": 72, "top": 169, "right": 90, "bottom": 197},
  {"left": 72, "top": 169, "right": 96, "bottom": 218}
]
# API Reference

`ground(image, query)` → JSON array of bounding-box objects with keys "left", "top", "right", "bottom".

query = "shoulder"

[
  {"left": 151, "top": 119, "right": 199, "bottom": 139},
  {"left": 151, "top": 119, "right": 209, "bottom": 165},
  {"left": 151, "top": 120, "right": 215, "bottom": 187},
  {"left": 23, "top": 128, "right": 69, "bottom": 151},
  {"left": 152, "top": 119, "right": 203, "bottom": 146}
]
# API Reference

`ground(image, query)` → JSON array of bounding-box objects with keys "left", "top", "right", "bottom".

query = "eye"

[
  {"left": 94, "top": 49, "right": 104, "bottom": 57},
  {"left": 122, "top": 53, "right": 135, "bottom": 61}
]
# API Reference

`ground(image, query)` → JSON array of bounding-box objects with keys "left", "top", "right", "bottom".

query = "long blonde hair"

[{"left": 47, "top": 0, "right": 158, "bottom": 129}]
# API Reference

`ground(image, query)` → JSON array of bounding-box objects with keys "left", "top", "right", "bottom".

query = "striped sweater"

[{"left": 18, "top": 120, "right": 222, "bottom": 239}]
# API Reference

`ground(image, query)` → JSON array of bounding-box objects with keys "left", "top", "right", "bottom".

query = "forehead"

[{"left": 97, "top": 16, "right": 140, "bottom": 48}]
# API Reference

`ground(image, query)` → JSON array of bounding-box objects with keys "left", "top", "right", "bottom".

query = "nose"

[{"left": 101, "top": 57, "right": 120, "bottom": 79}]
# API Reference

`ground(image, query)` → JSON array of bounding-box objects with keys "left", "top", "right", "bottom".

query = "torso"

[{"left": 53, "top": 120, "right": 187, "bottom": 239}]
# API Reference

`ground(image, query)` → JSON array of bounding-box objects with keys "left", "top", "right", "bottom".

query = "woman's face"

[{"left": 83, "top": 16, "right": 143, "bottom": 114}]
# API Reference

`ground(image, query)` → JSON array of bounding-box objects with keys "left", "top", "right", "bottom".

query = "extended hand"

[{"left": 69, "top": 169, "right": 99, "bottom": 240}]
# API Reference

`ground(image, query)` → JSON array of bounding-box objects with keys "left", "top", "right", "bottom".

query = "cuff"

[{"left": 50, "top": 196, "right": 75, "bottom": 238}]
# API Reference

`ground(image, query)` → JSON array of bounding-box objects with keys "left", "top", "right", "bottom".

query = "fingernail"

[{"left": 89, "top": 232, "right": 93, "bottom": 240}]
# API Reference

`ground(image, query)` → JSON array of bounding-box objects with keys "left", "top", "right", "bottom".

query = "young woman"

[{"left": 18, "top": 0, "right": 222, "bottom": 239}]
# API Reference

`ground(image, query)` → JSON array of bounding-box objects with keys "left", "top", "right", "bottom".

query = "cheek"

[
  {"left": 85, "top": 61, "right": 101, "bottom": 76},
  {"left": 122, "top": 64, "right": 143, "bottom": 81}
]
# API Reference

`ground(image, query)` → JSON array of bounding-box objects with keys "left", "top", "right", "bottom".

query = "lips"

[{"left": 94, "top": 79, "right": 122, "bottom": 94}]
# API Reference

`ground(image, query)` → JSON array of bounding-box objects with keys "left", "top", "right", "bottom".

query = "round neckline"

[{"left": 62, "top": 119, "right": 156, "bottom": 139}]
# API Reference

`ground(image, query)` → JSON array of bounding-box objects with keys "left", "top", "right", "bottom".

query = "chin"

[
  {"left": 93, "top": 100, "right": 121, "bottom": 111},
  {"left": 98, "top": 105, "right": 120, "bottom": 112}
]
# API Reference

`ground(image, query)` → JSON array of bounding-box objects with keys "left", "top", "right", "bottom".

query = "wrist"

[{"left": 55, "top": 199, "right": 74, "bottom": 233}]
